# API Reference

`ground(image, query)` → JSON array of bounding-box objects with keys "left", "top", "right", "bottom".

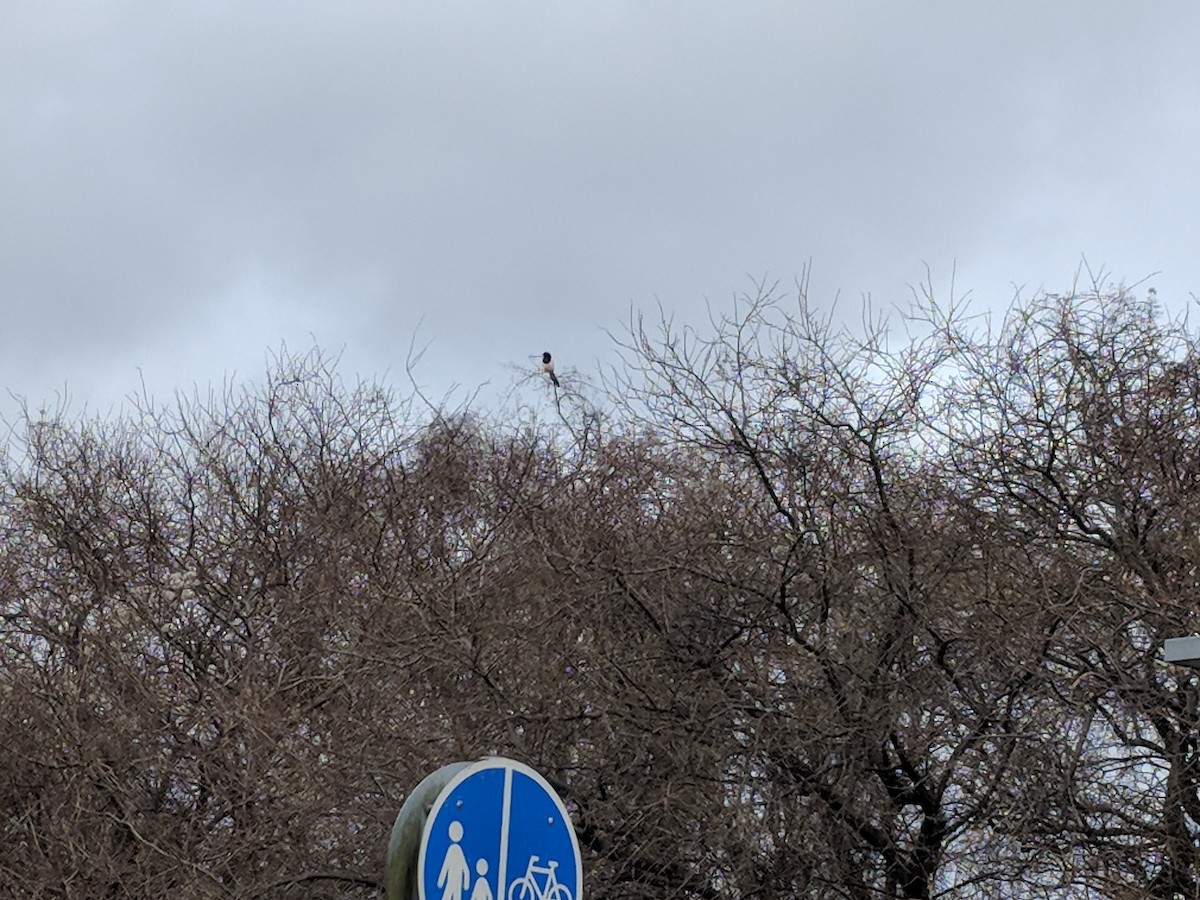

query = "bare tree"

[
  {"left": 939, "top": 284, "right": 1200, "bottom": 898},
  {"left": 2, "top": 282, "right": 1198, "bottom": 898}
]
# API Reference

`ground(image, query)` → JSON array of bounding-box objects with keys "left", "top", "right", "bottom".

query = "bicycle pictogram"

[{"left": 507, "top": 856, "right": 572, "bottom": 900}]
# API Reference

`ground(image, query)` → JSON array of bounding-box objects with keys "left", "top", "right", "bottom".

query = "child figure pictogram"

[{"left": 469, "top": 858, "right": 493, "bottom": 900}]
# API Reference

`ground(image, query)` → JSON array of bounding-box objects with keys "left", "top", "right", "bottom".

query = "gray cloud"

[{"left": 3, "top": 1, "right": 1199, "bottom": 419}]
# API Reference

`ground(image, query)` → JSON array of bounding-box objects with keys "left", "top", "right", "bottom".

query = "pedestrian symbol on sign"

[
  {"left": 418, "top": 758, "right": 582, "bottom": 900},
  {"left": 436, "top": 821, "right": 470, "bottom": 900}
]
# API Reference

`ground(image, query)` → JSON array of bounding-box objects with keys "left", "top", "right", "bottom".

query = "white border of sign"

[{"left": 417, "top": 757, "right": 583, "bottom": 900}]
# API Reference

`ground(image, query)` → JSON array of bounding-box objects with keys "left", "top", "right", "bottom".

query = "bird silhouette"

[{"left": 541, "top": 351, "right": 560, "bottom": 388}]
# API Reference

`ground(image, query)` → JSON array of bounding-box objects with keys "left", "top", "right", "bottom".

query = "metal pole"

[{"left": 1164, "top": 636, "right": 1200, "bottom": 670}]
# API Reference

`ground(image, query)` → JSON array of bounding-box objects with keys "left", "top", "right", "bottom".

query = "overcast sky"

[{"left": 3, "top": 2, "right": 1198, "bottom": 424}]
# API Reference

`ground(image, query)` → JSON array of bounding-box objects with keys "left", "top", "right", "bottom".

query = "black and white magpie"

[{"left": 541, "top": 352, "right": 560, "bottom": 388}]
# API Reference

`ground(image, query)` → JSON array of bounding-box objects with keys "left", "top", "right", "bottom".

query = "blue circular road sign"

[{"left": 418, "top": 758, "right": 582, "bottom": 900}]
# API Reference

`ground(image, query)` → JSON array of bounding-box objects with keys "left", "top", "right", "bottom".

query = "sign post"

[{"left": 415, "top": 757, "right": 582, "bottom": 900}]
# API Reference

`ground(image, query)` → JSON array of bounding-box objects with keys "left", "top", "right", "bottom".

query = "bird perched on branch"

[{"left": 541, "top": 351, "right": 560, "bottom": 388}]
